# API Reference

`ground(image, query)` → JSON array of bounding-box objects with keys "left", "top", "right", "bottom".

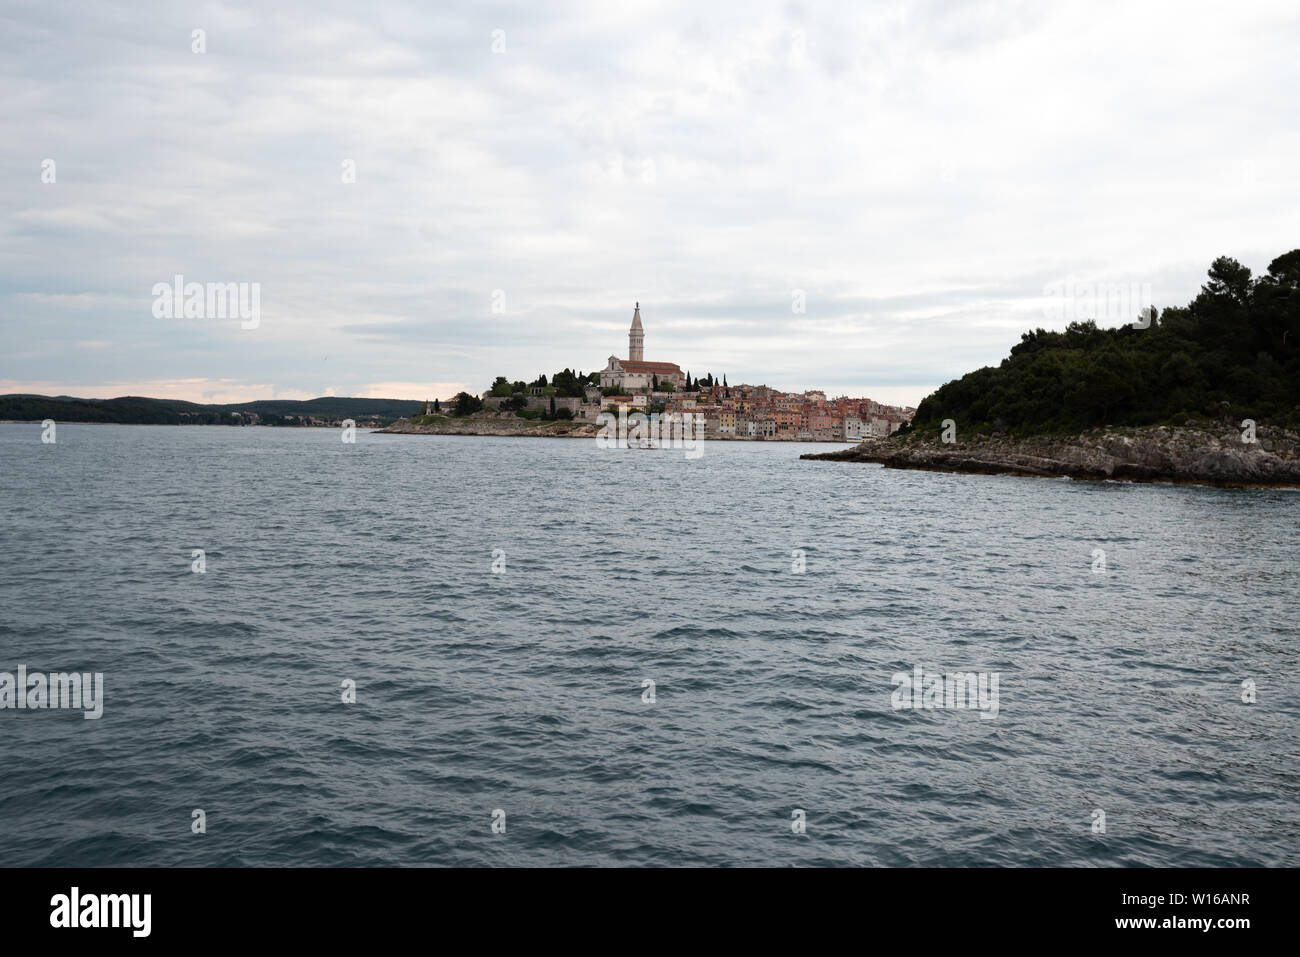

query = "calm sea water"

[{"left": 0, "top": 423, "right": 1296, "bottom": 867}]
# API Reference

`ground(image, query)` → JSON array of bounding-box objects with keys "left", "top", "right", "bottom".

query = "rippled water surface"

[{"left": 1, "top": 423, "right": 1296, "bottom": 866}]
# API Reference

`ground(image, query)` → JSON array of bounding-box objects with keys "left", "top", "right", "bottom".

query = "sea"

[{"left": 1, "top": 422, "right": 1296, "bottom": 866}]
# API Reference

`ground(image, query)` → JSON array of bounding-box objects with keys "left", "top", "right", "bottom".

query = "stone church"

[{"left": 599, "top": 303, "right": 685, "bottom": 392}]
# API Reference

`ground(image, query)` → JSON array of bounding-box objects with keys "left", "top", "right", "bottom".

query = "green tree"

[
  {"left": 453, "top": 392, "right": 483, "bottom": 416},
  {"left": 551, "top": 368, "right": 587, "bottom": 397},
  {"left": 1202, "top": 256, "right": 1253, "bottom": 306}
]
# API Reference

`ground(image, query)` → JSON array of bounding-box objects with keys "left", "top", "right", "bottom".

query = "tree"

[
  {"left": 1264, "top": 250, "right": 1300, "bottom": 289},
  {"left": 489, "top": 376, "right": 513, "bottom": 397},
  {"left": 1255, "top": 250, "right": 1300, "bottom": 350},
  {"left": 1202, "top": 256, "right": 1253, "bottom": 306},
  {"left": 652, "top": 374, "right": 659, "bottom": 391},
  {"left": 453, "top": 392, "right": 483, "bottom": 416},
  {"left": 551, "top": 368, "right": 587, "bottom": 397}
]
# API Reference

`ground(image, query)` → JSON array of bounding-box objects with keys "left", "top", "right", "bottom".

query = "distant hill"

[
  {"left": 0, "top": 394, "right": 422, "bottom": 426},
  {"left": 907, "top": 249, "right": 1300, "bottom": 436}
]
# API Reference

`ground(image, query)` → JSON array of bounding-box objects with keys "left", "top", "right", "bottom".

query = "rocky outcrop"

[{"left": 801, "top": 424, "right": 1300, "bottom": 488}]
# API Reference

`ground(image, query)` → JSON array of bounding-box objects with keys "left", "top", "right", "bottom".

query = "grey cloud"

[{"left": 2, "top": 0, "right": 1298, "bottom": 404}]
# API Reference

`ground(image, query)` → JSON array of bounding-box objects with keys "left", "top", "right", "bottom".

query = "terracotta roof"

[{"left": 617, "top": 360, "right": 682, "bottom": 374}]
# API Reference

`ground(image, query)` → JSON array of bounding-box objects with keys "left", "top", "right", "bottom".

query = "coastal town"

[{"left": 426, "top": 303, "right": 914, "bottom": 442}]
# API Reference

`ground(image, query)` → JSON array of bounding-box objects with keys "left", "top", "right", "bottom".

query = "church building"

[{"left": 599, "top": 303, "right": 685, "bottom": 392}]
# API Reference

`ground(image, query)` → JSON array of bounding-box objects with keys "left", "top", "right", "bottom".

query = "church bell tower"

[{"left": 629, "top": 302, "right": 644, "bottom": 361}]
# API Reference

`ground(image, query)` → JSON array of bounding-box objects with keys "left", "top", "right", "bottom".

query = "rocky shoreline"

[
  {"left": 378, "top": 416, "right": 598, "bottom": 438},
  {"left": 376, "top": 415, "right": 852, "bottom": 443},
  {"left": 800, "top": 424, "right": 1300, "bottom": 488}
]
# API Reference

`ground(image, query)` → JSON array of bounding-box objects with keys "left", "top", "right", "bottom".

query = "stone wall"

[{"left": 481, "top": 394, "right": 598, "bottom": 419}]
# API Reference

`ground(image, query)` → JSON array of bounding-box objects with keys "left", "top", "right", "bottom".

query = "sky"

[{"left": 2, "top": 0, "right": 1298, "bottom": 408}]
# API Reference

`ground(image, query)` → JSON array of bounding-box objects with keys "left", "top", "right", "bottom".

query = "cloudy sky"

[{"left": 2, "top": 0, "right": 1298, "bottom": 407}]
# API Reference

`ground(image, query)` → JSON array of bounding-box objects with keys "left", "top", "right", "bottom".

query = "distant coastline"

[{"left": 0, "top": 394, "right": 419, "bottom": 428}]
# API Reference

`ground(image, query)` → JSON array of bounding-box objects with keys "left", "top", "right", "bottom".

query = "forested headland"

[{"left": 906, "top": 250, "right": 1300, "bottom": 437}]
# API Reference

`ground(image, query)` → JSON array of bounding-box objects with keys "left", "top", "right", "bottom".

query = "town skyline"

[{"left": 416, "top": 301, "right": 913, "bottom": 445}]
